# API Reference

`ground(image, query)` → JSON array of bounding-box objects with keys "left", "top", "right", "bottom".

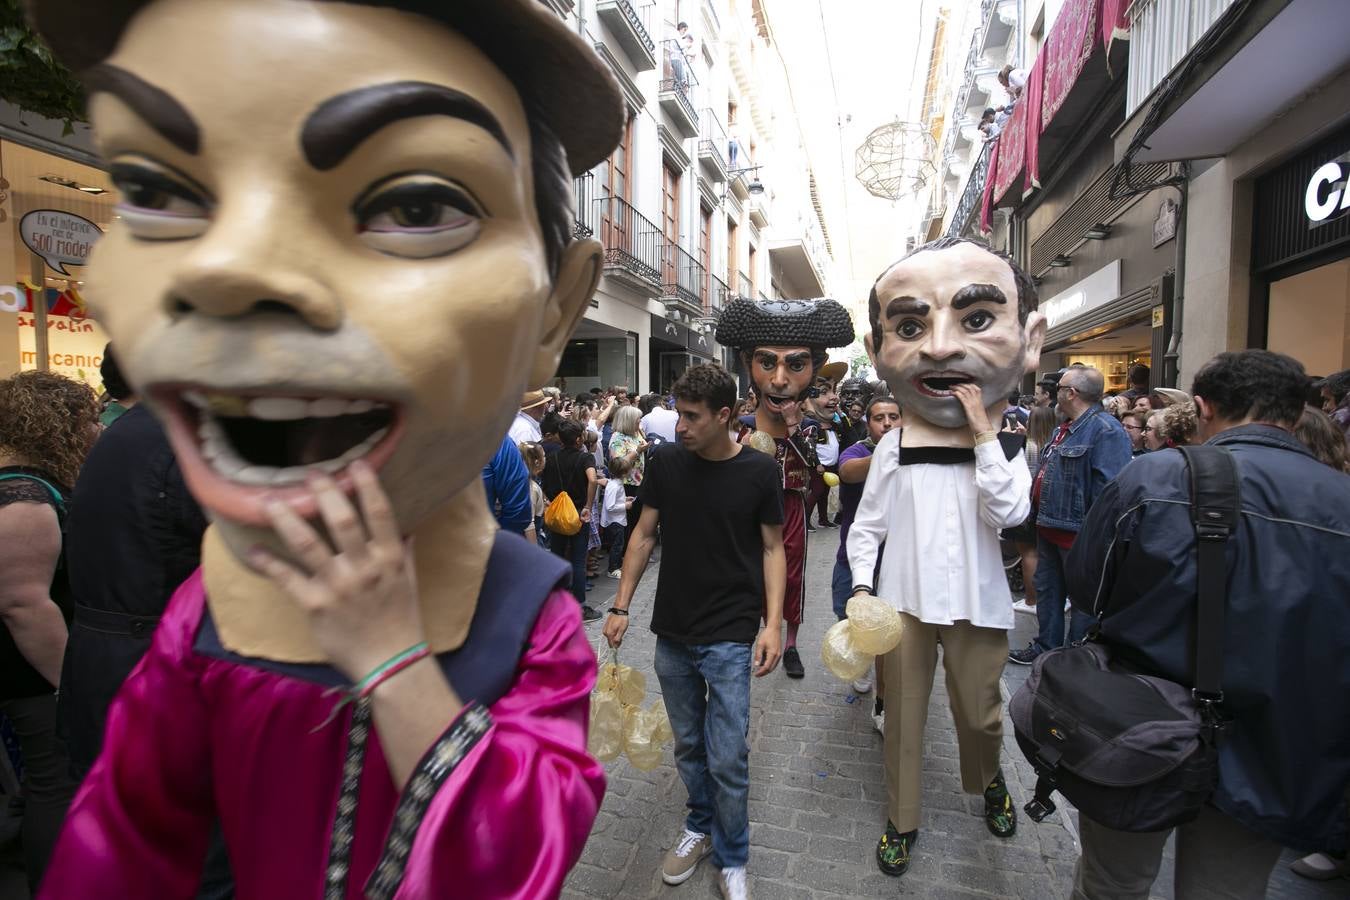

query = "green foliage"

[{"left": 0, "top": 0, "right": 85, "bottom": 132}]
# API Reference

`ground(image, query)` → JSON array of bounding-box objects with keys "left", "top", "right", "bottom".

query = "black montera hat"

[{"left": 715, "top": 297, "right": 854, "bottom": 352}]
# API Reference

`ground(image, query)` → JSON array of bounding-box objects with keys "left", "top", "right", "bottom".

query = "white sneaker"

[
  {"left": 851, "top": 676, "right": 873, "bottom": 694},
  {"left": 607, "top": 569, "right": 622, "bottom": 579},
  {"left": 872, "top": 711, "right": 885, "bottom": 735},
  {"left": 718, "top": 866, "right": 749, "bottom": 900}
]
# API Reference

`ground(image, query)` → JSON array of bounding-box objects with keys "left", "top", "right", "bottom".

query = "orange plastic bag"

[{"left": 543, "top": 490, "right": 581, "bottom": 535}]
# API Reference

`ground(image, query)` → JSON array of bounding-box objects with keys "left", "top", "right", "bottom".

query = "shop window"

[{"left": 1267, "top": 259, "right": 1350, "bottom": 377}]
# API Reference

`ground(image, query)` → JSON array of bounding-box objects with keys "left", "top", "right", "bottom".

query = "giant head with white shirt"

[
  {"left": 27, "top": 0, "right": 623, "bottom": 660},
  {"left": 867, "top": 238, "right": 1045, "bottom": 436}
]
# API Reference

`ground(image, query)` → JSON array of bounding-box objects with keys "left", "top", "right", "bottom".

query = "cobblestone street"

[{"left": 564, "top": 529, "right": 1348, "bottom": 900}]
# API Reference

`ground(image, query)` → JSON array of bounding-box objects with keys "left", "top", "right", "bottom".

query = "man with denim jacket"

[
  {"left": 1009, "top": 367, "right": 1131, "bottom": 665},
  {"left": 1062, "top": 350, "right": 1350, "bottom": 898}
]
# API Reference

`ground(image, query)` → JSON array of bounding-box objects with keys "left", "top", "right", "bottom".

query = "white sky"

[{"left": 767, "top": 0, "right": 965, "bottom": 317}]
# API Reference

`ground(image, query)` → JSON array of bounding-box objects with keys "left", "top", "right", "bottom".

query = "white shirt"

[
  {"left": 848, "top": 429, "right": 1031, "bottom": 630},
  {"left": 640, "top": 407, "right": 679, "bottom": 444},
  {"left": 600, "top": 479, "right": 628, "bottom": 527},
  {"left": 816, "top": 428, "right": 840, "bottom": 467},
  {"left": 508, "top": 411, "right": 541, "bottom": 445}
]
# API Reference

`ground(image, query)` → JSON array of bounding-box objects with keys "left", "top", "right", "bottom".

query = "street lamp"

[{"left": 721, "top": 165, "right": 765, "bottom": 207}]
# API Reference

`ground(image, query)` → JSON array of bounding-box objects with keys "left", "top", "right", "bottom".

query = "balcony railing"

[
  {"left": 659, "top": 40, "right": 700, "bottom": 139},
  {"left": 594, "top": 196, "right": 663, "bottom": 287},
  {"left": 947, "top": 142, "right": 991, "bottom": 238},
  {"left": 698, "top": 108, "right": 730, "bottom": 180},
  {"left": 1127, "top": 0, "right": 1238, "bottom": 116},
  {"left": 709, "top": 273, "right": 730, "bottom": 314},
  {"left": 661, "top": 241, "right": 707, "bottom": 312},
  {"left": 595, "top": 0, "right": 657, "bottom": 71},
  {"left": 572, "top": 173, "right": 595, "bottom": 239},
  {"left": 943, "top": 0, "right": 999, "bottom": 162},
  {"left": 737, "top": 271, "right": 752, "bottom": 299}
]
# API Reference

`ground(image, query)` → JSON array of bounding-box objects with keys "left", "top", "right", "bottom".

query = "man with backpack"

[{"left": 1063, "top": 350, "right": 1350, "bottom": 898}]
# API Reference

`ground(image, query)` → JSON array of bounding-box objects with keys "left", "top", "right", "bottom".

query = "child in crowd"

[
  {"left": 584, "top": 430, "right": 605, "bottom": 580},
  {"left": 518, "top": 441, "right": 548, "bottom": 548},
  {"left": 601, "top": 454, "right": 634, "bottom": 578}
]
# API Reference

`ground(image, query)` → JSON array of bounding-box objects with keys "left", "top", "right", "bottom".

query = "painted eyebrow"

[
  {"left": 885, "top": 297, "right": 930, "bottom": 318},
  {"left": 84, "top": 65, "right": 200, "bottom": 155},
  {"left": 301, "top": 81, "right": 514, "bottom": 171},
  {"left": 951, "top": 283, "right": 1008, "bottom": 309}
]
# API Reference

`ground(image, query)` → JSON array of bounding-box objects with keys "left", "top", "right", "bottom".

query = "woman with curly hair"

[
  {"left": 0, "top": 370, "right": 100, "bottom": 891},
  {"left": 1158, "top": 400, "right": 1200, "bottom": 447}
]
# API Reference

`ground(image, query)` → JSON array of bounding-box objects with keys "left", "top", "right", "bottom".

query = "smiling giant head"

[
  {"left": 27, "top": 0, "right": 623, "bottom": 659},
  {"left": 867, "top": 238, "right": 1045, "bottom": 434}
]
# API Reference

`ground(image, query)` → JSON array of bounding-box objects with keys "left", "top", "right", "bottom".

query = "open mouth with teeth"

[
  {"left": 913, "top": 373, "right": 976, "bottom": 397},
  {"left": 155, "top": 387, "right": 405, "bottom": 526},
  {"left": 760, "top": 392, "right": 797, "bottom": 413}
]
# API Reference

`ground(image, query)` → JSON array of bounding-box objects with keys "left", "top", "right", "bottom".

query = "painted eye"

[
  {"left": 963, "top": 310, "right": 995, "bottom": 332},
  {"left": 354, "top": 178, "right": 483, "bottom": 259},
  {"left": 896, "top": 320, "right": 925, "bottom": 340},
  {"left": 110, "top": 162, "right": 210, "bottom": 240}
]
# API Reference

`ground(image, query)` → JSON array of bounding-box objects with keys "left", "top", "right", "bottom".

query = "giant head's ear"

[
  {"left": 529, "top": 238, "right": 602, "bottom": 389},
  {"left": 1021, "top": 310, "right": 1047, "bottom": 376},
  {"left": 863, "top": 331, "right": 877, "bottom": 368}
]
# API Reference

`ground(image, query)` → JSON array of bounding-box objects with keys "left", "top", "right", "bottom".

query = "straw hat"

[
  {"left": 520, "top": 390, "right": 550, "bottom": 412},
  {"left": 1152, "top": 388, "right": 1191, "bottom": 407}
]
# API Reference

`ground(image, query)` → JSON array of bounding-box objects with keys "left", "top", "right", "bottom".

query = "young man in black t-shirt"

[{"left": 604, "top": 364, "right": 784, "bottom": 900}]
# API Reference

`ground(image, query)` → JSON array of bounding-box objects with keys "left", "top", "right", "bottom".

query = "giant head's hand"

[
  {"left": 57, "top": 0, "right": 618, "bottom": 563},
  {"left": 866, "top": 240, "right": 1045, "bottom": 429}
]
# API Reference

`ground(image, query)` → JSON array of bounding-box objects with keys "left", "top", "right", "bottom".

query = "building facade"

[{"left": 552, "top": 0, "right": 839, "bottom": 395}]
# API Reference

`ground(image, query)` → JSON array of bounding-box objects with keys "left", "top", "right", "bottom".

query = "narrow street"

[{"left": 564, "top": 530, "right": 1346, "bottom": 900}]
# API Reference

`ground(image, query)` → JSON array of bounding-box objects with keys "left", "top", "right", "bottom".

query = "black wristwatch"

[{"left": 607, "top": 607, "right": 629, "bottom": 617}]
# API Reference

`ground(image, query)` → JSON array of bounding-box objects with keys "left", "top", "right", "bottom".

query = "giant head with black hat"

[
  {"left": 715, "top": 296, "right": 855, "bottom": 438},
  {"left": 23, "top": 0, "right": 625, "bottom": 662}
]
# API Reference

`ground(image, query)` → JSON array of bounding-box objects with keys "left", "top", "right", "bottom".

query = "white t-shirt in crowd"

[
  {"left": 600, "top": 479, "right": 628, "bottom": 528},
  {"left": 640, "top": 407, "right": 679, "bottom": 444},
  {"left": 508, "top": 411, "right": 541, "bottom": 445}
]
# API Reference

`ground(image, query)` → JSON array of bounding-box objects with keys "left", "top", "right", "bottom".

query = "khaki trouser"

[
  {"left": 881, "top": 614, "right": 1008, "bottom": 832},
  {"left": 1073, "top": 805, "right": 1282, "bottom": 900}
]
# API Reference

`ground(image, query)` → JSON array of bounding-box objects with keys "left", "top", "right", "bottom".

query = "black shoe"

[
  {"left": 806, "top": 524, "right": 817, "bottom": 533},
  {"left": 1007, "top": 643, "right": 1040, "bottom": 666},
  {"left": 876, "top": 822, "right": 917, "bottom": 876},
  {"left": 984, "top": 771, "right": 1017, "bottom": 838},
  {"left": 782, "top": 647, "right": 805, "bottom": 678},
  {"left": 581, "top": 605, "right": 603, "bottom": 623}
]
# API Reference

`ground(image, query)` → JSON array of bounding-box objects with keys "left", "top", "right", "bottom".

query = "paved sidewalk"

[{"left": 565, "top": 529, "right": 1348, "bottom": 900}]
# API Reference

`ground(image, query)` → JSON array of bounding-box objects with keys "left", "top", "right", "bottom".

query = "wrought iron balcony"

[
  {"left": 698, "top": 108, "right": 730, "bottom": 182},
  {"left": 947, "top": 142, "right": 991, "bottom": 239},
  {"left": 572, "top": 172, "right": 596, "bottom": 239},
  {"left": 661, "top": 241, "right": 707, "bottom": 316},
  {"left": 709, "top": 273, "right": 730, "bottom": 315},
  {"left": 594, "top": 196, "right": 663, "bottom": 292},
  {"left": 659, "top": 40, "right": 700, "bottom": 140},
  {"left": 595, "top": 0, "right": 657, "bottom": 72}
]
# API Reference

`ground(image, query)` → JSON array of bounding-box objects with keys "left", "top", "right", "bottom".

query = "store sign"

[
  {"left": 686, "top": 328, "right": 715, "bottom": 359},
  {"left": 19, "top": 209, "right": 102, "bottom": 275},
  {"left": 1304, "top": 159, "right": 1350, "bottom": 226},
  {"left": 650, "top": 313, "right": 691, "bottom": 347},
  {"left": 1040, "top": 260, "right": 1121, "bottom": 329}
]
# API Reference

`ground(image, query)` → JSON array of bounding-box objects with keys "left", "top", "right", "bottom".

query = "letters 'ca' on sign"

[
  {"left": 19, "top": 209, "right": 103, "bottom": 275},
  {"left": 1305, "top": 160, "right": 1350, "bottom": 225}
]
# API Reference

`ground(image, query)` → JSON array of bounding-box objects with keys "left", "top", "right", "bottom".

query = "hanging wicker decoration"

[{"left": 855, "top": 119, "right": 937, "bottom": 201}]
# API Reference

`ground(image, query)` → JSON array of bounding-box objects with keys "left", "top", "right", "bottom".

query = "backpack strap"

[{"left": 1177, "top": 445, "right": 1240, "bottom": 708}]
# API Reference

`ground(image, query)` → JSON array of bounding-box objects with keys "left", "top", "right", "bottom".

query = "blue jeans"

[
  {"left": 653, "top": 638, "right": 752, "bottom": 868},
  {"left": 603, "top": 522, "right": 626, "bottom": 572},
  {"left": 1032, "top": 533, "right": 1092, "bottom": 654},
  {"left": 549, "top": 525, "right": 589, "bottom": 604},
  {"left": 831, "top": 558, "right": 852, "bottom": 620}
]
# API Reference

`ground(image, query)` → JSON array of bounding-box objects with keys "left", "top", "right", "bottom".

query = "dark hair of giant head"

[
  {"left": 26, "top": 0, "right": 576, "bottom": 280},
  {"left": 1190, "top": 350, "right": 1307, "bottom": 428},
  {"left": 867, "top": 237, "right": 1037, "bottom": 352},
  {"left": 99, "top": 343, "right": 134, "bottom": 401},
  {"left": 1315, "top": 368, "right": 1350, "bottom": 405},
  {"left": 557, "top": 419, "right": 583, "bottom": 448},
  {"left": 672, "top": 364, "right": 738, "bottom": 419}
]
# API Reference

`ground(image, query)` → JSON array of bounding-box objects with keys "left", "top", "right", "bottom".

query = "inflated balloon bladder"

[
  {"left": 821, "top": 594, "right": 905, "bottom": 682},
  {"left": 822, "top": 471, "right": 840, "bottom": 488},
  {"left": 748, "top": 431, "right": 778, "bottom": 456},
  {"left": 589, "top": 643, "right": 673, "bottom": 769}
]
